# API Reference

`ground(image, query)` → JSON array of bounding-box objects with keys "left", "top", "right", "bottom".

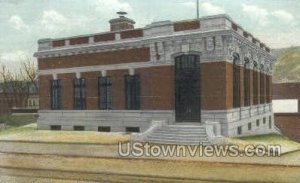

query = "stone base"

[
  {"left": 38, "top": 105, "right": 275, "bottom": 137},
  {"left": 38, "top": 110, "right": 174, "bottom": 132},
  {"left": 202, "top": 104, "right": 275, "bottom": 137}
]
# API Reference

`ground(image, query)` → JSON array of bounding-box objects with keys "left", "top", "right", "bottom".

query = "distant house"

[
  {"left": 0, "top": 83, "right": 14, "bottom": 114},
  {"left": 26, "top": 81, "right": 39, "bottom": 109},
  {"left": 0, "top": 81, "right": 39, "bottom": 115}
]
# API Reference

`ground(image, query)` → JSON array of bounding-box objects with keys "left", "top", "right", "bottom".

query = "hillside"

[{"left": 273, "top": 46, "right": 300, "bottom": 83}]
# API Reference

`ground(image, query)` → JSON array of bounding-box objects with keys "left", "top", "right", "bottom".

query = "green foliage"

[
  {"left": 273, "top": 46, "right": 300, "bottom": 83},
  {"left": 0, "top": 115, "right": 37, "bottom": 127},
  {"left": 0, "top": 123, "right": 36, "bottom": 135}
]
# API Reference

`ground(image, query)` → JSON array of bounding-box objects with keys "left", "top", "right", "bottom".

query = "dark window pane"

[
  {"left": 253, "top": 64, "right": 259, "bottom": 105},
  {"left": 99, "top": 77, "right": 112, "bottom": 110},
  {"left": 244, "top": 61, "right": 250, "bottom": 106},
  {"left": 126, "top": 127, "right": 140, "bottom": 133},
  {"left": 125, "top": 75, "right": 140, "bottom": 110},
  {"left": 233, "top": 57, "right": 240, "bottom": 108},
  {"left": 51, "top": 79, "right": 62, "bottom": 110},
  {"left": 73, "top": 78, "right": 86, "bottom": 110},
  {"left": 50, "top": 125, "right": 61, "bottom": 131},
  {"left": 98, "top": 126, "right": 111, "bottom": 132},
  {"left": 248, "top": 123, "right": 252, "bottom": 131},
  {"left": 237, "top": 126, "right": 242, "bottom": 135},
  {"left": 74, "top": 126, "right": 85, "bottom": 131},
  {"left": 256, "top": 119, "right": 260, "bottom": 126}
]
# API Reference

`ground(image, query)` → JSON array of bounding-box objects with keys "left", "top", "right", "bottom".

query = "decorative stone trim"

[{"left": 101, "top": 70, "right": 107, "bottom": 77}]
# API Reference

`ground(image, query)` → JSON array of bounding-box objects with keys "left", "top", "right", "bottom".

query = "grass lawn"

[
  {"left": 0, "top": 115, "right": 37, "bottom": 127},
  {"left": 224, "top": 133, "right": 300, "bottom": 154},
  {"left": 0, "top": 121, "right": 300, "bottom": 182},
  {"left": 0, "top": 115, "right": 130, "bottom": 145},
  {"left": 0, "top": 123, "right": 130, "bottom": 145}
]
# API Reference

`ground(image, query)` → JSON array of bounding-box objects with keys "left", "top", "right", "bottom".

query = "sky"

[{"left": 0, "top": 0, "right": 299, "bottom": 70}]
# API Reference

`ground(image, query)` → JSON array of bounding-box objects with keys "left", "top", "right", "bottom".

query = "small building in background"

[
  {"left": 273, "top": 82, "right": 300, "bottom": 142},
  {"left": 0, "top": 83, "right": 14, "bottom": 115},
  {"left": 0, "top": 81, "right": 39, "bottom": 115}
]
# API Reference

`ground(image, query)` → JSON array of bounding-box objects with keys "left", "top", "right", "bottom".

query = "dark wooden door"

[{"left": 175, "top": 55, "right": 201, "bottom": 122}]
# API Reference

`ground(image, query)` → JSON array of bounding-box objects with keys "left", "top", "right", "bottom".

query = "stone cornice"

[
  {"left": 34, "top": 30, "right": 233, "bottom": 59},
  {"left": 229, "top": 32, "right": 275, "bottom": 75}
]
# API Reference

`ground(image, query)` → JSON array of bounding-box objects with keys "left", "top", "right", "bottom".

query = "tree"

[{"left": 0, "top": 58, "right": 37, "bottom": 112}]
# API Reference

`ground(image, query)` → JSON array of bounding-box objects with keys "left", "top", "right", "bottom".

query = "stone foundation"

[
  {"left": 38, "top": 103, "right": 275, "bottom": 137},
  {"left": 38, "top": 110, "right": 174, "bottom": 132}
]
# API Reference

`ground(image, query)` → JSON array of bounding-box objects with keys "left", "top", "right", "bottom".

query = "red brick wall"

[
  {"left": 39, "top": 62, "right": 234, "bottom": 111},
  {"left": 38, "top": 47, "right": 150, "bottom": 70},
  {"left": 267, "top": 75, "right": 272, "bottom": 102},
  {"left": 201, "top": 62, "right": 232, "bottom": 110},
  {"left": 273, "top": 82, "right": 300, "bottom": 100},
  {"left": 39, "top": 75, "right": 52, "bottom": 110},
  {"left": 58, "top": 73, "right": 76, "bottom": 110},
  {"left": 120, "top": 29, "right": 143, "bottom": 39},
  {"left": 69, "top": 37, "right": 89, "bottom": 45},
  {"left": 94, "top": 33, "right": 115, "bottom": 42},
  {"left": 275, "top": 113, "right": 300, "bottom": 142},
  {"left": 81, "top": 72, "right": 101, "bottom": 110},
  {"left": 52, "top": 40, "right": 65, "bottom": 47},
  {"left": 136, "top": 66, "right": 175, "bottom": 110},
  {"left": 174, "top": 20, "right": 200, "bottom": 32},
  {"left": 107, "top": 69, "right": 128, "bottom": 110}
]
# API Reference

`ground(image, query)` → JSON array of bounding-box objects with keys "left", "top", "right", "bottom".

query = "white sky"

[{"left": 0, "top": 0, "right": 299, "bottom": 71}]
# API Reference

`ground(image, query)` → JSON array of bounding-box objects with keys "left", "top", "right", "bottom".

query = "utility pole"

[{"left": 196, "top": 0, "right": 199, "bottom": 19}]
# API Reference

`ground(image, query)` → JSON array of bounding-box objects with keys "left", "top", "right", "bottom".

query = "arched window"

[
  {"left": 253, "top": 62, "right": 259, "bottom": 105},
  {"left": 244, "top": 59, "right": 250, "bottom": 106},
  {"left": 266, "top": 69, "right": 271, "bottom": 103},
  {"left": 175, "top": 54, "right": 201, "bottom": 122},
  {"left": 260, "top": 65, "right": 266, "bottom": 104},
  {"left": 233, "top": 54, "right": 240, "bottom": 108}
]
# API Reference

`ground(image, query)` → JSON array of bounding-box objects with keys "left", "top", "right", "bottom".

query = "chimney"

[{"left": 109, "top": 11, "right": 135, "bottom": 32}]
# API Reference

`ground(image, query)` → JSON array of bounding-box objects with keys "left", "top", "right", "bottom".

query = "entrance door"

[{"left": 175, "top": 55, "right": 201, "bottom": 122}]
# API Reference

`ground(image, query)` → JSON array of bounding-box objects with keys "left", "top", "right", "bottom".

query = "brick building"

[
  {"left": 273, "top": 83, "right": 300, "bottom": 142},
  {"left": 34, "top": 13, "right": 276, "bottom": 142},
  {"left": 0, "top": 82, "right": 39, "bottom": 115}
]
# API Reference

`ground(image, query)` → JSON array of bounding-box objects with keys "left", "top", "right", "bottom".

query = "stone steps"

[
  {"left": 142, "top": 124, "right": 210, "bottom": 145},
  {"left": 148, "top": 133, "right": 207, "bottom": 137}
]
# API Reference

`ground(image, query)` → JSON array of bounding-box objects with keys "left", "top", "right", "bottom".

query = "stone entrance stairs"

[{"left": 139, "top": 124, "right": 210, "bottom": 145}]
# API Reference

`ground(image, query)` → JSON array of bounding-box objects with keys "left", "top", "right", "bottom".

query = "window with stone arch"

[
  {"left": 233, "top": 54, "right": 240, "bottom": 108},
  {"left": 260, "top": 64, "right": 266, "bottom": 104},
  {"left": 244, "top": 58, "right": 250, "bottom": 106},
  {"left": 253, "top": 62, "right": 259, "bottom": 105},
  {"left": 266, "top": 68, "right": 271, "bottom": 103}
]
